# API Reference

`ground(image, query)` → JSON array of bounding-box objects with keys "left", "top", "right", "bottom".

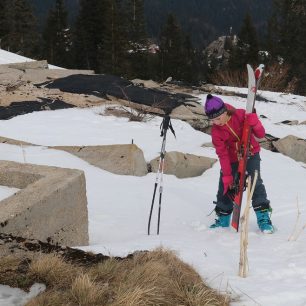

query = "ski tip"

[{"left": 255, "top": 64, "right": 265, "bottom": 80}]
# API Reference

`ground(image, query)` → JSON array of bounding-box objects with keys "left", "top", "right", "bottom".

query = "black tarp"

[
  {"left": 0, "top": 98, "right": 74, "bottom": 120},
  {"left": 37, "top": 74, "right": 197, "bottom": 113}
]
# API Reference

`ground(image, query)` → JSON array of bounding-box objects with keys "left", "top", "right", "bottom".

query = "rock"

[
  {"left": 53, "top": 144, "right": 148, "bottom": 176},
  {"left": 278, "top": 120, "right": 299, "bottom": 125},
  {"left": 273, "top": 135, "right": 306, "bottom": 163},
  {"left": 150, "top": 151, "right": 217, "bottom": 178},
  {"left": 170, "top": 104, "right": 199, "bottom": 120}
]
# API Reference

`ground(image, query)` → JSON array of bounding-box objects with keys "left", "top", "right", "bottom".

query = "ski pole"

[{"left": 147, "top": 114, "right": 175, "bottom": 235}]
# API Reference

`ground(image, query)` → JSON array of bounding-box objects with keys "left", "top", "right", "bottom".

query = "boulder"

[
  {"left": 273, "top": 135, "right": 306, "bottom": 163},
  {"left": 150, "top": 151, "right": 217, "bottom": 178},
  {"left": 53, "top": 144, "right": 148, "bottom": 176}
]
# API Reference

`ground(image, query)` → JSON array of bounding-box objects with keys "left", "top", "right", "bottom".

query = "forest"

[{"left": 0, "top": 0, "right": 305, "bottom": 95}]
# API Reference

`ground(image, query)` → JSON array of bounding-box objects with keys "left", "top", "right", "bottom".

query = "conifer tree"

[
  {"left": 42, "top": 0, "right": 72, "bottom": 68},
  {"left": 0, "top": 1, "right": 8, "bottom": 45},
  {"left": 264, "top": 13, "right": 279, "bottom": 62},
  {"left": 272, "top": 0, "right": 306, "bottom": 94},
  {"left": 229, "top": 13, "right": 259, "bottom": 69},
  {"left": 73, "top": 0, "right": 107, "bottom": 71},
  {"left": 181, "top": 35, "right": 198, "bottom": 83},
  {"left": 0, "top": 0, "right": 39, "bottom": 57},
  {"left": 73, "top": 0, "right": 128, "bottom": 74},
  {"left": 125, "top": 0, "right": 149, "bottom": 79},
  {"left": 98, "top": 0, "right": 128, "bottom": 75},
  {"left": 159, "top": 14, "right": 186, "bottom": 81}
]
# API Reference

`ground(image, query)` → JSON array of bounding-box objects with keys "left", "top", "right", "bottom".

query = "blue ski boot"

[
  {"left": 210, "top": 214, "right": 231, "bottom": 228},
  {"left": 255, "top": 209, "right": 274, "bottom": 234}
]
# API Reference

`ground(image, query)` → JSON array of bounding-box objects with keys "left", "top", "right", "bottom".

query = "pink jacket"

[{"left": 211, "top": 104, "right": 265, "bottom": 177}]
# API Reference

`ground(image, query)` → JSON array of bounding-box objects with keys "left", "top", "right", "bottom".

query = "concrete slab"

[{"left": 0, "top": 161, "right": 88, "bottom": 246}]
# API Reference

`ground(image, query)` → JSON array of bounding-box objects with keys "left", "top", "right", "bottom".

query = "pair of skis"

[{"left": 231, "top": 64, "right": 265, "bottom": 231}]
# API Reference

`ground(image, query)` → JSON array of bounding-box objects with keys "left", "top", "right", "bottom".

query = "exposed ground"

[{"left": 0, "top": 233, "right": 230, "bottom": 305}]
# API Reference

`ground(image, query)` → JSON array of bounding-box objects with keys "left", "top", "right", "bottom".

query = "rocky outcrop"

[
  {"left": 53, "top": 144, "right": 148, "bottom": 176},
  {"left": 273, "top": 135, "right": 306, "bottom": 163},
  {"left": 150, "top": 151, "right": 217, "bottom": 178},
  {"left": 0, "top": 161, "right": 89, "bottom": 246}
]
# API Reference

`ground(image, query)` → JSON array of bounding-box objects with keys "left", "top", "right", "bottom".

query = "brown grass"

[
  {"left": 28, "top": 253, "right": 78, "bottom": 289},
  {"left": 209, "top": 63, "right": 293, "bottom": 93},
  {"left": 104, "top": 105, "right": 156, "bottom": 122},
  {"left": 0, "top": 248, "right": 229, "bottom": 306},
  {"left": 210, "top": 69, "right": 248, "bottom": 88}
]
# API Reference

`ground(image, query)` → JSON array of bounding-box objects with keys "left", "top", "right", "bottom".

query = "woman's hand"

[
  {"left": 222, "top": 175, "right": 234, "bottom": 195},
  {"left": 246, "top": 113, "right": 259, "bottom": 126}
]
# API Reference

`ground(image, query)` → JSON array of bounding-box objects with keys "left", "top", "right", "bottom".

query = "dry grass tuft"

[
  {"left": 210, "top": 69, "right": 248, "bottom": 88},
  {"left": 209, "top": 63, "right": 292, "bottom": 93},
  {"left": 104, "top": 105, "right": 155, "bottom": 122},
  {"left": 70, "top": 273, "right": 109, "bottom": 305},
  {"left": 28, "top": 253, "right": 79, "bottom": 289},
  {"left": 2, "top": 248, "right": 229, "bottom": 306}
]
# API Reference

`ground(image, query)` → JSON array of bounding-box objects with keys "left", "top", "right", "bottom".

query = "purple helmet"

[{"left": 204, "top": 94, "right": 226, "bottom": 119}]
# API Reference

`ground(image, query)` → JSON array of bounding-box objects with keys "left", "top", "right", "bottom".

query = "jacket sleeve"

[
  {"left": 241, "top": 109, "right": 266, "bottom": 139},
  {"left": 251, "top": 119, "right": 266, "bottom": 139},
  {"left": 212, "top": 129, "right": 232, "bottom": 177}
]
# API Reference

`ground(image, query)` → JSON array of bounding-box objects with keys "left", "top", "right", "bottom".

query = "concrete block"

[
  {"left": 53, "top": 144, "right": 148, "bottom": 176},
  {"left": 150, "top": 151, "right": 217, "bottom": 178},
  {"left": 0, "top": 161, "right": 89, "bottom": 246}
]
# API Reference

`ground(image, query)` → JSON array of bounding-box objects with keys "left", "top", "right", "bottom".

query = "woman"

[{"left": 204, "top": 94, "right": 274, "bottom": 233}]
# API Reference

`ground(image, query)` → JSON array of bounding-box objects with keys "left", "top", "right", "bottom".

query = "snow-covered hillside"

[
  {"left": 0, "top": 89, "right": 305, "bottom": 305},
  {"left": 1, "top": 45, "right": 306, "bottom": 306}
]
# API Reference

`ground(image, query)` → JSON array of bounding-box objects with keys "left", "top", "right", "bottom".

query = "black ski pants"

[{"left": 215, "top": 153, "right": 270, "bottom": 215}]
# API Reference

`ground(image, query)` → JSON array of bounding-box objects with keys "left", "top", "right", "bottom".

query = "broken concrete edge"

[{"left": 0, "top": 161, "right": 89, "bottom": 247}]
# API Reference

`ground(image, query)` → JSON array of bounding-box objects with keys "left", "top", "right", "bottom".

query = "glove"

[
  {"left": 246, "top": 113, "right": 259, "bottom": 127},
  {"left": 222, "top": 175, "right": 233, "bottom": 195}
]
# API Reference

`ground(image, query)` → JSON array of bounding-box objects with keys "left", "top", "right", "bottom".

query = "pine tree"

[
  {"left": 98, "top": 0, "right": 128, "bottom": 75},
  {"left": 0, "top": 1, "right": 8, "bottom": 45},
  {"left": 73, "top": 0, "right": 128, "bottom": 74},
  {"left": 264, "top": 13, "right": 279, "bottom": 62},
  {"left": 0, "top": 0, "right": 39, "bottom": 57},
  {"left": 73, "top": 0, "right": 107, "bottom": 71},
  {"left": 159, "top": 14, "right": 186, "bottom": 81},
  {"left": 229, "top": 13, "right": 259, "bottom": 69},
  {"left": 181, "top": 35, "right": 198, "bottom": 83},
  {"left": 42, "top": 0, "right": 72, "bottom": 68},
  {"left": 124, "top": 0, "right": 149, "bottom": 79},
  {"left": 289, "top": 0, "right": 306, "bottom": 94},
  {"left": 272, "top": 0, "right": 306, "bottom": 94}
]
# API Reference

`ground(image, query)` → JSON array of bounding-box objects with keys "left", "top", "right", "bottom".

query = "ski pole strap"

[{"left": 160, "top": 115, "right": 176, "bottom": 138}]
